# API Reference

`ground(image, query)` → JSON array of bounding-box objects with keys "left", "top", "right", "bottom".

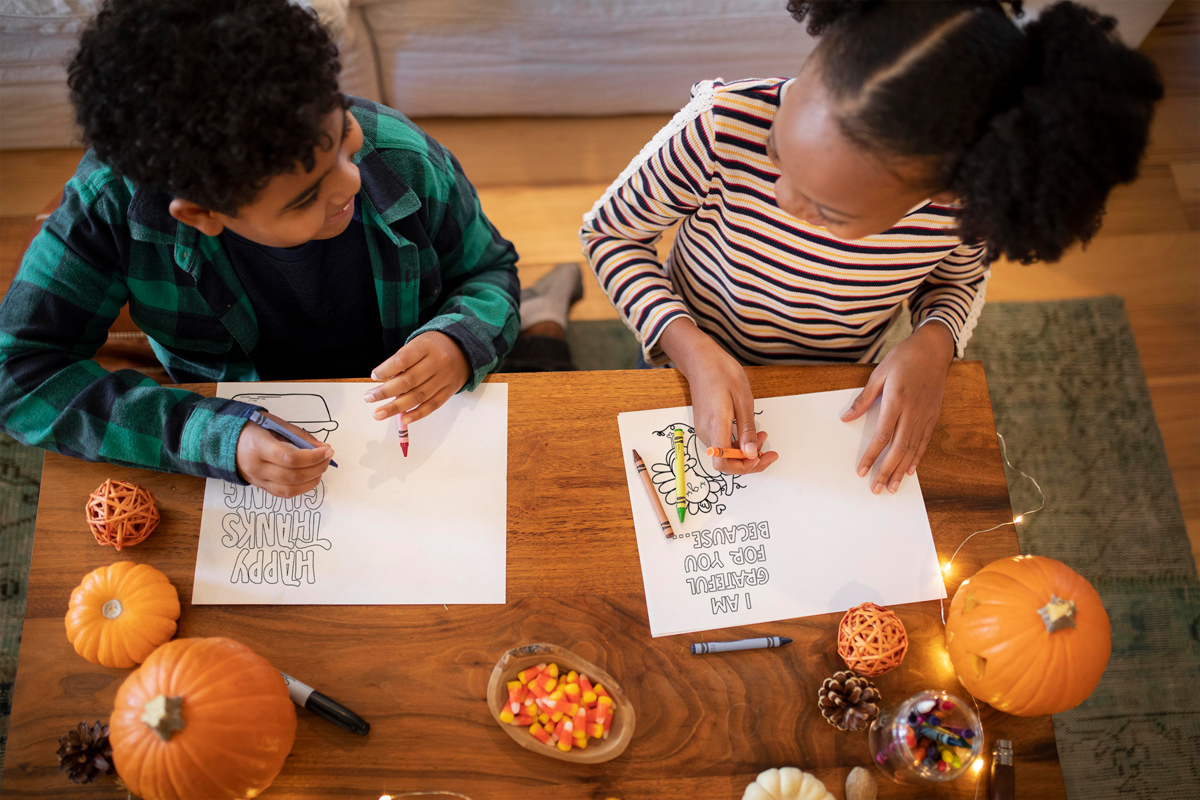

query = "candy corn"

[
  {"left": 507, "top": 680, "right": 527, "bottom": 713},
  {"left": 529, "top": 722, "right": 552, "bottom": 744},
  {"left": 518, "top": 664, "right": 546, "bottom": 685},
  {"left": 497, "top": 661, "right": 618, "bottom": 751}
]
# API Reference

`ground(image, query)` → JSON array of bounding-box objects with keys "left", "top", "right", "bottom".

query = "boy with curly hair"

[{"left": 0, "top": 0, "right": 521, "bottom": 498}]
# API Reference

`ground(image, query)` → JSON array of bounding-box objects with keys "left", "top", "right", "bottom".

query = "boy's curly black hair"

[
  {"left": 787, "top": 1, "right": 1163, "bottom": 264},
  {"left": 68, "top": 0, "right": 343, "bottom": 215}
]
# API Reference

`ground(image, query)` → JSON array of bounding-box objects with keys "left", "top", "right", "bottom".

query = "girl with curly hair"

[{"left": 581, "top": 0, "right": 1162, "bottom": 493}]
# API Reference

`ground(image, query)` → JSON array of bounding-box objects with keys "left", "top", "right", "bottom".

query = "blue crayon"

[
  {"left": 248, "top": 410, "right": 337, "bottom": 467},
  {"left": 917, "top": 725, "right": 970, "bottom": 748}
]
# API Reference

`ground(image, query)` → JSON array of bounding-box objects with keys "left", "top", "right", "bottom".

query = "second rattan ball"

[
  {"left": 86, "top": 479, "right": 159, "bottom": 551},
  {"left": 837, "top": 602, "right": 908, "bottom": 677}
]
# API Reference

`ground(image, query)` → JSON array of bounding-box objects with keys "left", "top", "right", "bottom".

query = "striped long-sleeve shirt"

[{"left": 580, "top": 78, "right": 989, "bottom": 365}]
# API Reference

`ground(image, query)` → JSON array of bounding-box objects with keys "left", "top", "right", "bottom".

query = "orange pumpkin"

[
  {"left": 65, "top": 561, "right": 180, "bottom": 668},
  {"left": 945, "top": 555, "right": 1110, "bottom": 716},
  {"left": 110, "top": 637, "right": 296, "bottom": 800}
]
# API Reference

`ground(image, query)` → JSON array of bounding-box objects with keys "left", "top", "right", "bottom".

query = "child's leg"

[{"left": 497, "top": 263, "right": 583, "bottom": 372}]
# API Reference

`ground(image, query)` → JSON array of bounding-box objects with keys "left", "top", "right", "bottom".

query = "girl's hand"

[
  {"left": 364, "top": 331, "right": 471, "bottom": 425},
  {"left": 842, "top": 321, "right": 956, "bottom": 493},
  {"left": 660, "top": 319, "right": 779, "bottom": 476},
  {"left": 236, "top": 413, "right": 333, "bottom": 498}
]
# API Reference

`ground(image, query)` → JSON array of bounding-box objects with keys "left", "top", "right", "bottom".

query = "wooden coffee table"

[{"left": 2, "top": 364, "right": 1065, "bottom": 798}]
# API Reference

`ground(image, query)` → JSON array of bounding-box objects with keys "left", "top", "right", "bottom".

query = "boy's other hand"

[
  {"left": 236, "top": 413, "right": 333, "bottom": 498},
  {"left": 842, "top": 320, "right": 955, "bottom": 493},
  {"left": 364, "top": 331, "right": 470, "bottom": 425},
  {"left": 660, "top": 319, "right": 779, "bottom": 477}
]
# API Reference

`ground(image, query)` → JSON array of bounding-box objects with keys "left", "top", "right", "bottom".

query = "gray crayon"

[{"left": 691, "top": 636, "right": 792, "bottom": 654}]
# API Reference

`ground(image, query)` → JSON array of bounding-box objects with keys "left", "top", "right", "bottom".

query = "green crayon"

[{"left": 674, "top": 427, "right": 687, "bottom": 523}]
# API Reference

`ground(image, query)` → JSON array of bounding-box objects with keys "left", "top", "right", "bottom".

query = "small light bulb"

[
  {"left": 972, "top": 757, "right": 984, "bottom": 774},
  {"left": 942, "top": 561, "right": 953, "bottom": 575},
  {"left": 380, "top": 796, "right": 393, "bottom": 800},
  {"left": 1014, "top": 514, "right": 1024, "bottom": 524}
]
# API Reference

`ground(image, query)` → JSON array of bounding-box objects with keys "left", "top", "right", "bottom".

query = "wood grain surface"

[{"left": 2, "top": 364, "right": 1065, "bottom": 799}]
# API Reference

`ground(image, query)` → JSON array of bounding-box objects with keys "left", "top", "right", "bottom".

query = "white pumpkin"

[{"left": 742, "top": 767, "right": 836, "bottom": 800}]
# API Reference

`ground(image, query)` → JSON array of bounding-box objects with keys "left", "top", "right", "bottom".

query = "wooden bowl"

[{"left": 487, "top": 643, "right": 635, "bottom": 764}]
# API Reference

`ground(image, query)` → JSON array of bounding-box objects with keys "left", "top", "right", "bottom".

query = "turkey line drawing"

[{"left": 649, "top": 423, "right": 746, "bottom": 517}]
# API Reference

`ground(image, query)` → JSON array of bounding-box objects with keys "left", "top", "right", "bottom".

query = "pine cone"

[
  {"left": 817, "top": 670, "right": 881, "bottom": 732},
  {"left": 56, "top": 720, "right": 114, "bottom": 784}
]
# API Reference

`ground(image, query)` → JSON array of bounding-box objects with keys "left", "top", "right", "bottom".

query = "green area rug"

[
  {"left": 0, "top": 416, "right": 42, "bottom": 769},
  {"left": 3, "top": 297, "right": 1198, "bottom": 797}
]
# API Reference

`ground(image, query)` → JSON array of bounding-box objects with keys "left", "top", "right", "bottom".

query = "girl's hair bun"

[{"left": 953, "top": 1, "right": 1163, "bottom": 263}]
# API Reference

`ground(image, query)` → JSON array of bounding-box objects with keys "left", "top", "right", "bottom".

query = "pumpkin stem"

[
  {"left": 141, "top": 694, "right": 186, "bottom": 741},
  {"left": 101, "top": 599, "right": 123, "bottom": 619},
  {"left": 1037, "top": 595, "right": 1077, "bottom": 633}
]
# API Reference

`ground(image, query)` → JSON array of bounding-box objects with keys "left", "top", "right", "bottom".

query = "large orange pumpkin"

[
  {"left": 65, "top": 561, "right": 180, "bottom": 668},
  {"left": 945, "top": 555, "right": 1110, "bottom": 716},
  {"left": 110, "top": 637, "right": 296, "bottom": 800}
]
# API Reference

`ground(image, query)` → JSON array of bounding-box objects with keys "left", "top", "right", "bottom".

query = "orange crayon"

[
  {"left": 631, "top": 449, "right": 675, "bottom": 539},
  {"left": 707, "top": 446, "right": 748, "bottom": 459}
]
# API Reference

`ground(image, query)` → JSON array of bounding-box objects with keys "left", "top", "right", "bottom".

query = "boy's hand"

[
  {"left": 364, "top": 331, "right": 470, "bottom": 424},
  {"left": 660, "top": 319, "right": 779, "bottom": 476},
  {"left": 842, "top": 321, "right": 956, "bottom": 493},
  {"left": 235, "top": 413, "right": 333, "bottom": 498}
]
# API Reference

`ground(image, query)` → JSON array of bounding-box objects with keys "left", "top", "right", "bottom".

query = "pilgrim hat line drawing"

[{"left": 232, "top": 393, "right": 340, "bottom": 442}]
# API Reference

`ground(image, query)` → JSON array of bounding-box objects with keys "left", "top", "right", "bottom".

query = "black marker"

[{"left": 280, "top": 672, "right": 369, "bottom": 735}]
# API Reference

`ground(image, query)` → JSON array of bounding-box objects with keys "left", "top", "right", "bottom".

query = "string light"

[
  {"left": 930, "top": 432, "right": 1041, "bottom": 799},
  {"left": 939, "top": 432, "right": 1045, "bottom": 600}
]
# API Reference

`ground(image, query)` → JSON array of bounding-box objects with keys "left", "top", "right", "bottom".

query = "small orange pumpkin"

[
  {"left": 945, "top": 555, "right": 1110, "bottom": 716},
  {"left": 65, "top": 561, "right": 180, "bottom": 668},
  {"left": 110, "top": 637, "right": 296, "bottom": 800}
]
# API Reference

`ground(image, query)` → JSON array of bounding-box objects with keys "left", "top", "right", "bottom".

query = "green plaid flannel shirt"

[{"left": 0, "top": 98, "right": 520, "bottom": 482}]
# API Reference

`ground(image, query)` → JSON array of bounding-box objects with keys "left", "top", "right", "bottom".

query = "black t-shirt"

[{"left": 222, "top": 197, "right": 387, "bottom": 380}]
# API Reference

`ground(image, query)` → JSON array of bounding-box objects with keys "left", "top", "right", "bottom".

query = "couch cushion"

[
  {"left": 0, "top": 0, "right": 99, "bottom": 148},
  {"left": 361, "top": 0, "right": 815, "bottom": 116}
]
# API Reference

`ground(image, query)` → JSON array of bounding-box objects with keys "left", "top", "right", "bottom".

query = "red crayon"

[{"left": 397, "top": 416, "right": 409, "bottom": 458}]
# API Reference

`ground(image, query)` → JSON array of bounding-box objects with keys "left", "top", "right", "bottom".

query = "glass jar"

[{"left": 868, "top": 689, "right": 984, "bottom": 784}]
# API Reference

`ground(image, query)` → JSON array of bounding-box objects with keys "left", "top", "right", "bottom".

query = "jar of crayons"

[{"left": 868, "top": 690, "right": 983, "bottom": 784}]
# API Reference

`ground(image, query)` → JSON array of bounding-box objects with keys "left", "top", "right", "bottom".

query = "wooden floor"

[{"left": 1, "top": 3, "right": 1197, "bottom": 570}]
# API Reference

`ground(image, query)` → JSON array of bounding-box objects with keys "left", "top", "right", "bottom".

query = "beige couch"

[{"left": 0, "top": 0, "right": 1172, "bottom": 150}]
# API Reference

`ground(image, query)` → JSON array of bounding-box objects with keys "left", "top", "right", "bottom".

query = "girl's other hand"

[
  {"left": 842, "top": 320, "right": 956, "bottom": 493},
  {"left": 660, "top": 319, "right": 779, "bottom": 476}
]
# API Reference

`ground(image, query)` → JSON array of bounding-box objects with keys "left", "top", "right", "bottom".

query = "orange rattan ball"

[
  {"left": 837, "top": 602, "right": 909, "bottom": 677},
  {"left": 86, "top": 480, "right": 160, "bottom": 551}
]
